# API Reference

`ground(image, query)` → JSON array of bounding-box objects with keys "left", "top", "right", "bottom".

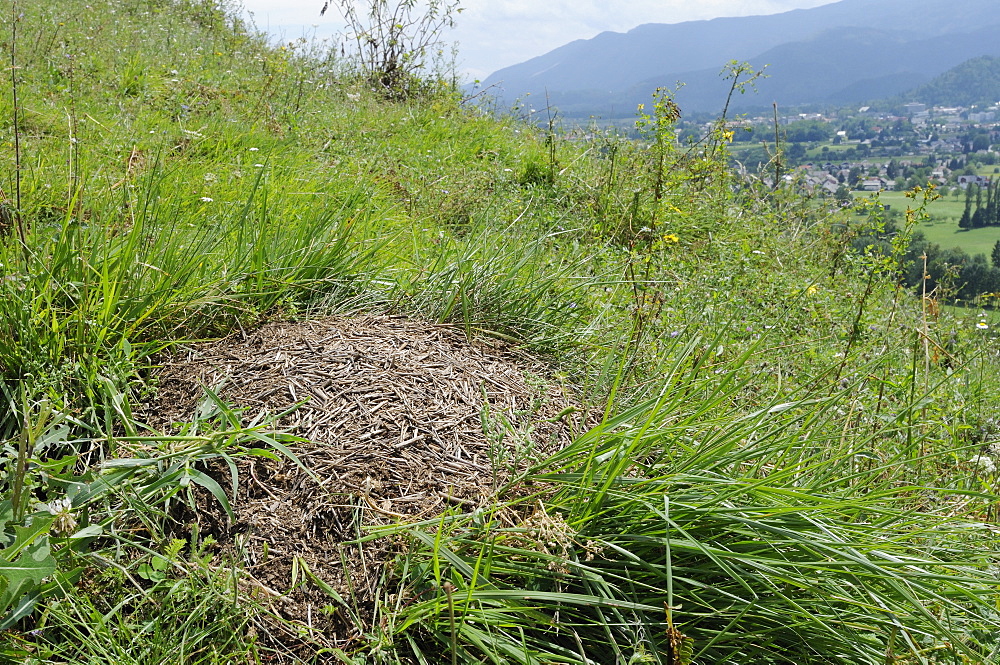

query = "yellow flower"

[
  {"left": 637, "top": 103, "right": 645, "bottom": 111},
  {"left": 806, "top": 285, "right": 819, "bottom": 295},
  {"left": 662, "top": 233, "right": 679, "bottom": 244}
]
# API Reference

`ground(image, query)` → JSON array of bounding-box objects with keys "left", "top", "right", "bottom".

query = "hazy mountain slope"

[
  {"left": 667, "top": 24, "right": 1000, "bottom": 113},
  {"left": 902, "top": 56, "right": 1000, "bottom": 107},
  {"left": 479, "top": 0, "right": 996, "bottom": 117},
  {"left": 483, "top": 10, "right": 840, "bottom": 95},
  {"left": 539, "top": 23, "right": 1000, "bottom": 118}
]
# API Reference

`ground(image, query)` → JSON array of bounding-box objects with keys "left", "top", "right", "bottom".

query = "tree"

[
  {"left": 835, "top": 184, "right": 852, "bottom": 205},
  {"left": 959, "top": 257, "right": 990, "bottom": 301},
  {"left": 322, "top": 0, "right": 461, "bottom": 95},
  {"left": 784, "top": 119, "right": 832, "bottom": 143},
  {"left": 959, "top": 184, "right": 975, "bottom": 230},
  {"left": 986, "top": 179, "right": 998, "bottom": 227},
  {"left": 848, "top": 166, "right": 864, "bottom": 189},
  {"left": 786, "top": 143, "right": 806, "bottom": 161},
  {"left": 973, "top": 185, "right": 985, "bottom": 228},
  {"left": 992, "top": 240, "right": 1000, "bottom": 269}
]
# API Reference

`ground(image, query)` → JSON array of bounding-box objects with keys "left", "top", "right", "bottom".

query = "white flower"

[
  {"left": 47, "top": 497, "right": 71, "bottom": 514},
  {"left": 977, "top": 321, "right": 989, "bottom": 330},
  {"left": 249, "top": 147, "right": 259, "bottom": 151},
  {"left": 971, "top": 455, "right": 997, "bottom": 474},
  {"left": 46, "top": 497, "right": 78, "bottom": 535},
  {"left": 200, "top": 196, "right": 213, "bottom": 202}
]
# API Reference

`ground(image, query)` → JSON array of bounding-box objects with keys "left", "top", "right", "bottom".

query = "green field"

[
  {"left": 804, "top": 143, "right": 857, "bottom": 157},
  {"left": 921, "top": 220, "right": 1000, "bottom": 256},
  {"left": 862, "top": 190, "right": 1000, "bottom": 256}
]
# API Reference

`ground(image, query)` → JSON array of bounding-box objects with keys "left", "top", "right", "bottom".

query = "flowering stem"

[{"left": 10, "top": 394, "right": 38, "bottom": 522}]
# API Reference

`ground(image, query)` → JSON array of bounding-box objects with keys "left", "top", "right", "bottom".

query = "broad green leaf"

[
  {"left": 0, "top": 522, "right": 57, "bottom": 629},
  {"left": 186, "top": 469, "right": 234, "bottom": 521}
]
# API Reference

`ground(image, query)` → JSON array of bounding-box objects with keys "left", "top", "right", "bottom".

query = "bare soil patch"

[{"left": 140, "top": 315, "right": 587, "bottom": 657}]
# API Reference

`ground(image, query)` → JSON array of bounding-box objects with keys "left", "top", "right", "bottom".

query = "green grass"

[
  {"left": 923, "top": 222, "right": 1000, "bottom": 256},
  {"left": 377, "top": 341, "right": 1000, "bottom": 664},
  {"left": 875, "top": 190, "right": 967, "bottom": 222},
  {"left": 1, "top": 0, "right": 999, "bottom": 663},
  {"left": 858, "top": 190, "right": 1000, "bottom": 256},
  {"left": 803, "top": 143, "right": 858, "bottom": 157}
]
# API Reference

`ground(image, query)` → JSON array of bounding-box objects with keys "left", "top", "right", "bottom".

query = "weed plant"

[{"left": 0, "top": 0, "right": 999, "bottom": 663}]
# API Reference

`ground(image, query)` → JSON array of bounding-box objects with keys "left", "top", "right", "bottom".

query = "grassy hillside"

[{"left": 2, "top": 2, "right": 1000, "bottom": 664}]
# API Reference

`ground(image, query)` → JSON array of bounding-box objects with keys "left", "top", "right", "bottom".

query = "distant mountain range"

[{"left": 477, "top": 0, "right": 1000, "bottom": 118}]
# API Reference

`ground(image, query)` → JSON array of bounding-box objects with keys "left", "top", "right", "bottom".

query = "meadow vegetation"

[{"left": 1, "top": 1, "right": 1000, "bottom": 663}]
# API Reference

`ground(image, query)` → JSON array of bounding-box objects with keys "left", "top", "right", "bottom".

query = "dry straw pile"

[{"left": 144, "top": 315, "right": 586, "bottom": 650}]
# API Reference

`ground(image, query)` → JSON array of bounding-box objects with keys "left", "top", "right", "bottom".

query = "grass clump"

[
  {"left": 19, "top": 549, "right": 261, "bottom": 665},
  {"left": 382, "top": 348, "right": 1000, "bottom": 664}
]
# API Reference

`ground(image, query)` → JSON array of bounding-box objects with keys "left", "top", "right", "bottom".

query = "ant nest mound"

[{"left": 144, "top": 314, "right": 587, "bottom": 656}]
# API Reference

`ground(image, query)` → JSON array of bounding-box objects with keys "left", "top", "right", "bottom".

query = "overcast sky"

[{"left": 238, "top": 0, "right": 838, "bottom": 80}]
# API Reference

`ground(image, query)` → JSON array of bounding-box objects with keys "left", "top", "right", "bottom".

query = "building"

[
  {"left": 860, "top": 178, "right": 886, "bottom": 192},
  {"left": 957, "top": 174, "right": 991, "bottom": 188}
]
